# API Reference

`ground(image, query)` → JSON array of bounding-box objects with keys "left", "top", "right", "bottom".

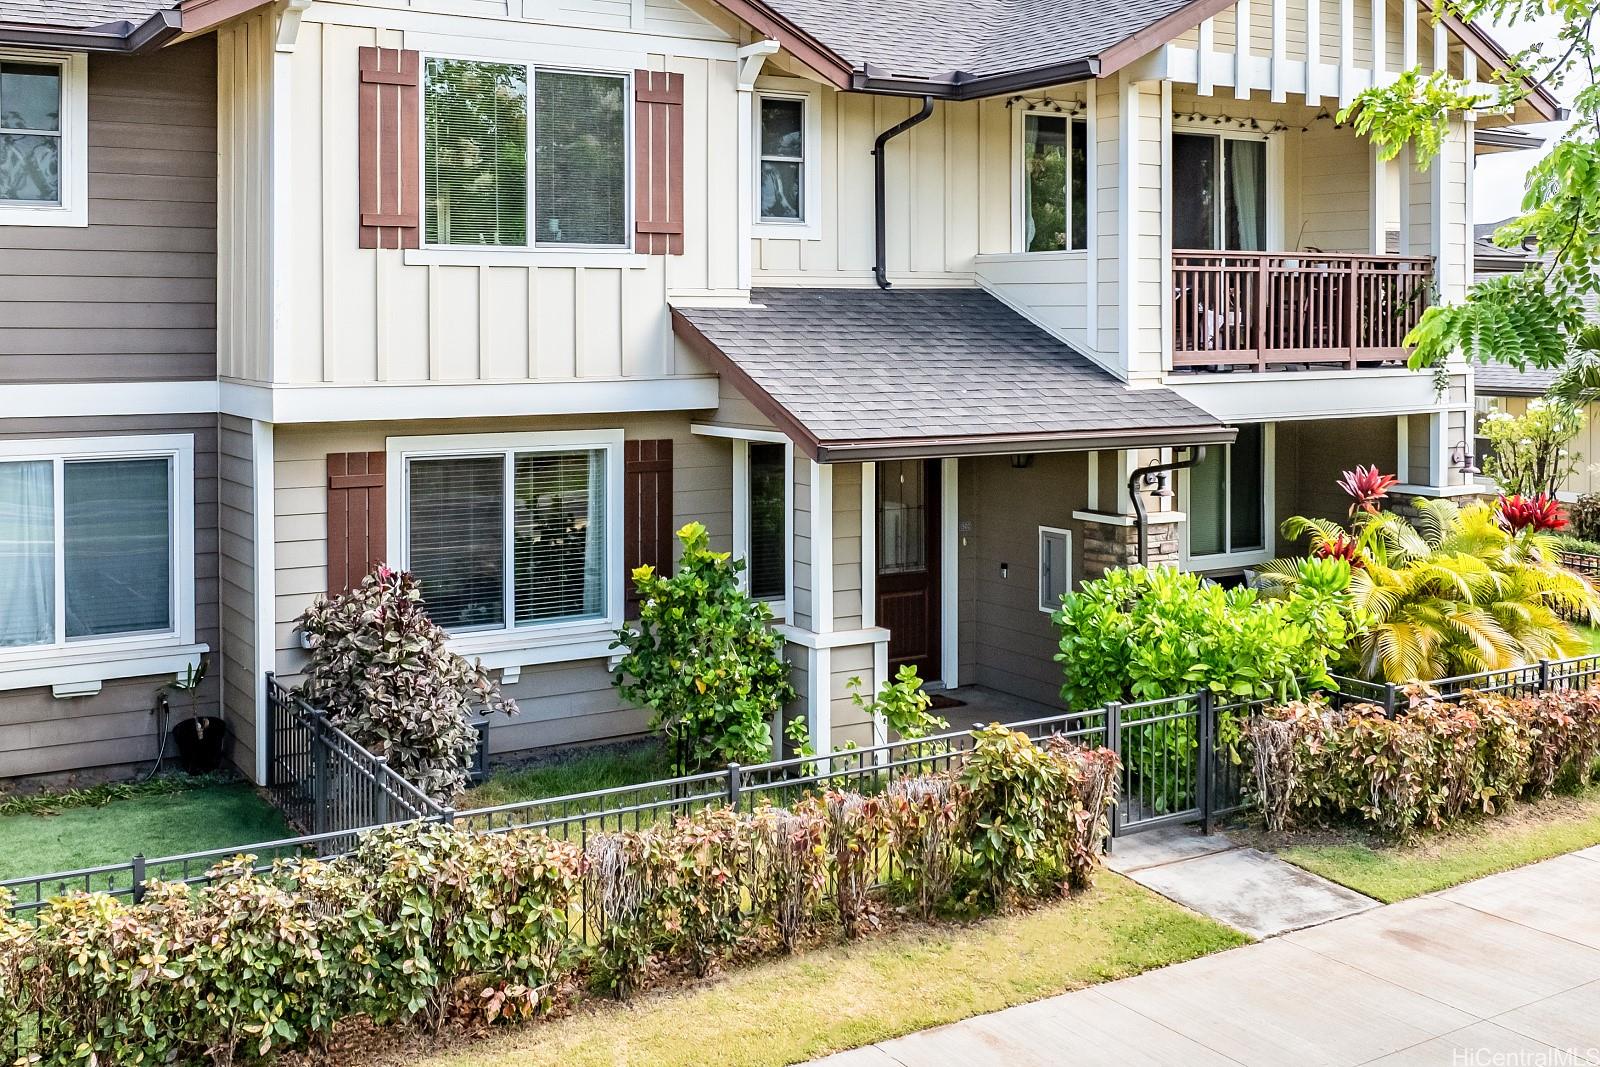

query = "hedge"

[
  {"left": 1248, "top": 686, "right": 1600, "bottom": 837},
  {"left": 0, "top": 727, "right": 1118, "bottom": 1065}
]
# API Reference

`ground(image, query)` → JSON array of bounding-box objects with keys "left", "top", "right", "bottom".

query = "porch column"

[{"left": 1075, "top": 448, "right": 1185, "bottom": 576}]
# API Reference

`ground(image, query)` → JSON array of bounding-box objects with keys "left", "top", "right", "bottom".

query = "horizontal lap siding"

[
  {"left": 218, "top": 415, "right": 259, "bottom": 780},
  {"left": 271, "top": 415, "right": 730, "bottom": 755},
  {"left": 0, "top": 414, "right": 224, "bottom": 783},
  {"left": 0, "top": 41, "right": 217, "bottom": 385}
]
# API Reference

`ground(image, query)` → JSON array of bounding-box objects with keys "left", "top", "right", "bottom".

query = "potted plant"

[{"left": 168, "top": 657, "right": 225, "bottom": 775}]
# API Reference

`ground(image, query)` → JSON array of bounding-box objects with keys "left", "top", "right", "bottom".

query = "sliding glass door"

[{"left": 1171, "top": 133, "right": 1267, "bottom": 251}]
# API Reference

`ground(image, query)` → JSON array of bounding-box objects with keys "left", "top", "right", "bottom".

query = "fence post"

[
  {"left": 1539, "top": 658, "right": 1551, "bottom": 693},
  {"left": 131, "top": 854, "right": 146, "bottom": 905},
  {"left": 1104, "top": 702, "right": 1123, "bottom": 850},
  {"left": 374, "top": 755, "right": 391, "bottom": 825},
  {"left": 1197, "top": 690, "right": 1215, "bottom": 836},
  {"left": 726, "top": 762, "right": 742, "bottom": 810},
  {"left": 1382, "top": 683, "right": 1397, "bottom": 718},
  {"left": 311, "top": 712, "right": 329, "bottom": 836},
  {"left": 263, "top": 673, "right": 276, "bottom": 788}
]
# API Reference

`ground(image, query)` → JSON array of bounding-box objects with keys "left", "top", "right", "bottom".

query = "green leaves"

[{"left": 1338, "top": 69, "right": 1489, "bottom": 165}]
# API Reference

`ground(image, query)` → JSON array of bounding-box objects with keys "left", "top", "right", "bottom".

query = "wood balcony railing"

[{"left": 1171, "top": 251, "right": 1434, "bottom": 371}]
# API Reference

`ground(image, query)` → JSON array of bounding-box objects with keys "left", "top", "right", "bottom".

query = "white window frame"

[
  {"left": 1168, "top": 121, "right": 1285, "bottom": 252},
  {"left": 1038, "top": 525, "right": 1072, "bottom": 613},
  {"left": 0, "top": 49, "right": 88, "bottom": 228},
  {"left": 1181, "top": 423, "right": 1276, "bottom": 570},
  {"left": 751, "top": 78, "right": 822, "bottom": 241},
  {"left": 0, "top": 434, "right": 195, "bottom": 669},
  {"left": 1011, "top": 104, "right": 1090, "bottom": 254},
  {"left": 387, "top": 430, "right": 624, "bottom": 665},
  {"left": 418, "top": 55, "right": 633, "bottom": 253}
]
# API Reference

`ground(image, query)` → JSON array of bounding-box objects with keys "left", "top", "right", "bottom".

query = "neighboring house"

[{"left": 0, "top": 0, "right": 1557, "bottom": 784}]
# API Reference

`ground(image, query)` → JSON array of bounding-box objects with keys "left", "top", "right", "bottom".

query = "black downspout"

[
  {"left": 873, "top": 96, "right": 934, "bottom": 289},
  {"left": 1127, "top": 446, "right": 1207, "bottom": 567}
]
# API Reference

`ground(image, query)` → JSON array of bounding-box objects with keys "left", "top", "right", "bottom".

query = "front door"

[{"left": 876, "top": 459, "right": 941, "bottom": 680}]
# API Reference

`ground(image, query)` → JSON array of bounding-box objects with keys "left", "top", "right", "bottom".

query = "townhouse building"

[{"left": 0, "top": 0, "right": 1556, "bottom": 784}]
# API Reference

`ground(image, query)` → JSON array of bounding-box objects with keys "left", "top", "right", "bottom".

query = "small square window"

[{"left": 1039, "top": 527, "right": 1071, "bottom": 612}]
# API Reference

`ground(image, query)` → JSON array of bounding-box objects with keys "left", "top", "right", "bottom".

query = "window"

[
  {"left": 1039, "top": 527, "right": 1071, "bottom": 612},
  {"left": 747, "top": 442, "right": 787, "bottom": 601},
  {"left": 758, "top": 96, "right": 804, "bottom": 223},
  {"left": 1172, "top": 132, "right": 1268, "bottom": 251},
  {"left": 0, "top": 437, "right": 190, "bottom": 656},
  {"left": 399, "top": 434, "right": 618, "bottom": 638},
  {"left": 0, "top": 51, "right": 85, "bottom": 226},
  {"left": 1187, "top": 423, "right": 1269, "bottom": 562},
  {"left": 1021, "top": 114, "right": 1087, "bottom": 252},
  {"left": 424, "top": 60, "right": 627, "bottom": 248}
]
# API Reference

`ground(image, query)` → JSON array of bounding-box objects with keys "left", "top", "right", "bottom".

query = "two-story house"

[{"left": 0, "top": 0, "right": 1556, "bottom": 786}]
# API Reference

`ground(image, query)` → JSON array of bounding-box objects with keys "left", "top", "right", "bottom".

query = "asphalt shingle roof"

[
  {"left": 0, "top": 0, "right": 169, "bottom": 28},
  {"left": 1473, "top": 363, "right": 1560, "bottom": 396},
  {"left": 674, "top": 287, "right": 1229, "bottom": 458},
  {"left": 765, "top": 0, "right": 1193, "bottom": 84}
]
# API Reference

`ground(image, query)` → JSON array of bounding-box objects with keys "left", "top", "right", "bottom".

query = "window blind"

[
  {"left": 514, "top": 450, "right": 605, "bottom": 624},
  {"left": 63, "top": 458, "right": 171, "bottom": 639},
  {"left": 748, "top": 442, "right": 786, "bottom": 600},
  {"left": 408, "top": 455, "right": 506, "bottom": 631},
  {"left": 424, "top": 59, "right": 527, "bottom": 246},
  {"left": 0, "top": 459, "right": 53, "bottom": 647},
  {"left": 534, "top": 72, "right": 626, "bottom": 246}
]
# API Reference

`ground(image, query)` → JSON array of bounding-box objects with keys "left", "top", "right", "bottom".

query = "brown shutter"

[
  {"left": 624, "top": 439, "right": 674, "bottom": 614},
  {"left": 358, "top": 47, "right": 421, "bottom": 250},
  {"left": 634, "top": 70, "right": 685, "bottom": 255},
  {"left": 326, "top": 451, "right": 387, "bottom": 596}
]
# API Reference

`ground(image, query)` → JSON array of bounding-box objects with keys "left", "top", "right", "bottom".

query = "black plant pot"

[{"left": 172, "top": 716, "right": 227, "bottom": 775}]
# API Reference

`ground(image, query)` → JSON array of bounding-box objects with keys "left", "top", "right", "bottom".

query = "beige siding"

[
  {"left": 791, "top": 459, "right": 813, "bottom": 631},
  {"left": 1274, "top": 416, "right": 1399, "bottom": 539},
  {"left": 0, "top": 41, "right": 216, "bottom": 385},
  {"left": 0, "top": 414, "right": 225, "bottom": 783},
  {"left": 831, "top": 463, "right": 862, "bottom": 630},
  {"left": 216, "top": 12, "right": 273, "bottom": 383},
  {"left": 827, "top": 642, "right": 876, "bottom": 750}
]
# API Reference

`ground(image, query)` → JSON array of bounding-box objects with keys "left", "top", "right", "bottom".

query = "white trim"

[
  {"left": 1073, "top": 509, "right": 1187, "bottom": 526},
  {"left": 940, "top": 457, "right": 959, "bottom": 689},
  {"left": 0, "top": 381, "right": 220, "bottom": 420},
  {"left": 1391, "top": 482, "right": 1485, "bottom": 498},
  {"left": 1270, "top": 0, "right": 1287, "bottom": 101},
  {"left": 0, "top": 643, "right": 209, "bottom": 695},
  {"left": 1338, "top": 0, "right": 1355, "bottom": 106},
  {"left": 0, "top": 50, "right": 88, "bottom": 228},
  {"left": 1370, "top": 0, "right": 1386, "bottom": 81},
  {"left": 1197, "top": 18, "right": 1217, "bottom": 95},
  {"left": 690, "top": 423, "right": 789, "bottom": 444},
  {"left": 1038, "top": 525, "right": 1072, "bottom": 613},
  {"left": 860, "top": 461, "right": 876, "bottom": 630},
  {"left": 810, "top": 459, "right": 834, "bottom": 633},
  {"left": 403, "top": 248, "right": 651, "bottom": 268},
  {"left": 1084, "top": 87, "right": 1099, "bottom": 353},
  {"left": 1234, "top": 0, "right": 1252, "bottom": 98},
  {"left": 735, "top": 41, "right": 778, "bottom": 289},
  {"left": 811, "top": 645, "right": 831, "bottom": 752},
  {"left": 385, "top": 428, "right": 626, "bottom": 658},
  {"left": 251, "top": 420, "right": 276, "bottom": 786},
  {"left": 219, "top": 376, "right": 719, "bottom": 423},
  {"left": 1396, "top": 414, "right": 1410, "bottom": 482},
  {"left": 1305, "top": 0, "right": 1321, "bottom": 104},
  {"left": 776, "top": 624, "right": 891, "bottom": 650},
  {"left": 0, "top": 434, "right": 196, "bottom": 670},
  {"left": 1086, "top": 450, "right": 1100, "bottom": 510},
  {"left": 1182, "top": 423, "right": 1276, "bottom": 569},
  {"left": 751, "top": 78, "right": 823, "bottom": 240},
  {"left": 1117, "top": 73, "right": 1139, "bottom": 375},
  {"left": 732, "top": 439, "right": 750, "bottom": 592}
]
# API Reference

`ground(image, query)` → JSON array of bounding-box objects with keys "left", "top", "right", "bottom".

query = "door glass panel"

[
  {"left": 1224, "top": 139, "right": 1267, "bottom": 251},
  {"left": 878, "top": 460, "right": 927, "bottom": 574},
  {"left": 1228, "top": 424, "right": 1265, "bottom": 552},
  {"left": 1188, "top": 445, "right": 1226, "bottom": 557},
  {"left": 1172, "top": 133, "right": 1217, "bottom": 250}
]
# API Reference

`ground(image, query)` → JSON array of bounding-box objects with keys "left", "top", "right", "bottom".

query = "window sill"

[
  {"left": 975, "top": 250, "right": 1088, "bottom": 264},
  {"left": 446, "top": 626, "right": 621, "bottom": 672},
  {"left": 0, "top": 642, "right": 208, "bottom": 696},
  {"left": 0, "top": 202, "right": 88, "bottom": 228},
  {"left": 753, "top": 221, "right": 822, "bottom": 242},
  {"left": 403, "top": 248, "right": 652, "bottom": 269}
]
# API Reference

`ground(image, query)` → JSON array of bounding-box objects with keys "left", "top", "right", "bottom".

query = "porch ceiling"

[{"left": 672, "top": 287, "right": 1234, "bottom": 462}]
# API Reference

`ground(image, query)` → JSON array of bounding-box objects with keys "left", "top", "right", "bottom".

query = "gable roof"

[
  {"left": 673, "top": 287, "right": 1233, "bottom": 461},
  {"left": 0, "top": 0, "right": 179, "bottom": 50}
]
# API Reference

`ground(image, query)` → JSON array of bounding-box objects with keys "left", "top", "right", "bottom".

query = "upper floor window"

[
  {"left": 424, "top": 60, "right": 627, "bottom": 248},
  {"left": 1172, "top": 132, "right": 1267, "bottom": 251},
  {"left": 0, "top": 51, "right": 86, "bottom": 227},
  {"left": 0, "top": 436, "right": 193, "bottom": 657},
  {"left": 1021, "top": 113, "right": 1087, "bottom": 252},
  {"left": 759, "top": 96, "right": 804, "bottom": 223}
]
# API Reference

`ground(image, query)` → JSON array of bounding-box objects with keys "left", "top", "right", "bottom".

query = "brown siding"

[
  {"left": 218, "top": 415, "right": 259, "bottom": 781},
  {"left": 0, "top": 413, "right": 227, "bottom": 784},
  {"left": 1275, "top": 417, "right": 1400, "bottom": 544},
  {"left": 0, "top": 40, "right": 217, "bottom": 385}
]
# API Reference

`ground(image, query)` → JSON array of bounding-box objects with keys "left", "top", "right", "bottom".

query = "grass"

[
  {"left": 461, "top": 742, "right": 674, "bottom": 810},
  {"left": 1258, "top": 785, "right": 1600, "bottom": 903},
  {"left": 411, "top": 873, "right": 1247, "bottom": 1067},
  {"left": 0, "top": 782, "right": 291, "bottom": 882}
]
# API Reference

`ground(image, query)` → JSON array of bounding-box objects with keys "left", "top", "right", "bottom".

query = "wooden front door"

[{"left": 877, "top": 459, "right": 941, "bottom": 680}]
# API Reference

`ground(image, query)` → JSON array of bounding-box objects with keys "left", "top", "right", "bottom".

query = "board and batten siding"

[
  {"left": 0, "top": 414, "right": 224, "bottom": 783},
  {"left": 0, "top": 39, "right": 216, "bottom": 385},
  {"left": 216, "top": 1, "right": 741, "bottom": 388},
  {"left": 218, "top": 415, "right": 261, "bottom": 780},
  {"left": 270, "top": 414, "right": 731, "bottom": 754}
]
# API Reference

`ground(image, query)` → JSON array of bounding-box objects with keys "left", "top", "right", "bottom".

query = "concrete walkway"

[{"left": 810, "top": 847, "right": 1600, "bottom": 1067}]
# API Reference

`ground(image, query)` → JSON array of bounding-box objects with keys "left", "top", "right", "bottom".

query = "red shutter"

[
  {"left": 326, "top": 452, "right": 387, "bottom": 595},
  {"left": 634, "top": 70, "right": 685, "bottom": 255},
  {"left": 358, "top": 47, "right": 421, "bottom": 250},
  {"left": 624, "top": 439, "right": 675, "bottom": 614}
]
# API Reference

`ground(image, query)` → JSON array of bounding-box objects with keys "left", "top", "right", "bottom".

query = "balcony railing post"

[
  {"left": 1255, "top": 255, "right": 1269, "bottom": 370},
  {"left": 374, "top": 755, "right": 390, "bottom": 825},
  {"left": 1347, "top": 261, "right": 1361, "bottom": 368},
  {"left": 1104, "top": 702, "right": 1123, "bottom": 850}
]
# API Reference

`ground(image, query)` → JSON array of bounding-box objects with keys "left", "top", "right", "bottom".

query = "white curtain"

[
  {"left": 1228, "top": 140, "right": 1263, "bottom": 251},
  {"left": 583, "top": 449, "right": 606, "bottom": 617},
  {"left": 0, "top": 460, "right": 54, "bottom": 648}
]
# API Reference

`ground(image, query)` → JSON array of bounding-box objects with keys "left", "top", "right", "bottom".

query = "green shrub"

[
  {"left": 884, "top": 773, "right": 965, "bottom": 919},
  {"left": 660, "top": 806, "right": 754, "bottom": 974},
  {"left": 752, "top": 802, "right": 828, "bottom": 952},
  {"left": 1042, "top": 739, "right": 1122, "bottom": 893},
  {"left": 1554, "top": 530, "right": 1600, "bottom": 557},
  {"left": 297, "top": 568, "right": 515, "bottom": 802},
  {"left": 959, "top": 725, "right": 1076, "bottom": 907},
  {"left": 584, "top": 828, "right": 671, "bottom": 998},
  {"left": 822, "top": 790, "right": 887, "bottom": 939},
  {"left": 614, "top": 522, "right": 797, "bottom": 769},
  {"left": 847, "top": 665, "right": 947, "bottom": 741}
]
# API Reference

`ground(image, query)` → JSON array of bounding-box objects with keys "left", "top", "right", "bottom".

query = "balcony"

[{"left": 1171, "top": 251, "right": 1434, "bottom": 372}]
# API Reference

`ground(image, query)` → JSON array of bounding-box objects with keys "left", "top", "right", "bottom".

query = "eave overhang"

[{"left": 0, "top": 9, "right": 180, "bottom": 53}]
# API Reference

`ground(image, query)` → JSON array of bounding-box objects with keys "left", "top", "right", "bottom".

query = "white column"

[
  {"left": 735, "top": 41, "right": 778, "bottom": 293},
  {"left": 806, "top": 459, "right": 834, "bottom": 747},
  {"left": 940, "top": 458, "right": 960, "bottom": 689},
  {"left": 1234, "top": 0, "right": 1252, "bottom": 99},
  {"left": 251, "top": 420, "right": 276, "bottom": 785}
]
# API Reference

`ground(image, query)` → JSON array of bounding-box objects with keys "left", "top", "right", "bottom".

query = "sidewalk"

[{"left": 810, "top": 847, "right": 1600, "bottom": 1066}]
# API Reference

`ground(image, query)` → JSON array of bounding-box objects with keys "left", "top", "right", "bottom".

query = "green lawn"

[
  {"left": 415, "top": 872, "right": 1248, "bottom": 1067},
  {"left": 0, "top": 783, "right": 291, "bottom": 883},
  {"left": 461, "top": 742, "right": 673, "bottom": 810},
  {"left": 1267, "top": 785, "right": 1600, "bottom": 903}
]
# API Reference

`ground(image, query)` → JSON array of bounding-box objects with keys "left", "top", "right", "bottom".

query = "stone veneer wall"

[{"left": 1081, "top": 519, "right": 1180, "bottom": 577}]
